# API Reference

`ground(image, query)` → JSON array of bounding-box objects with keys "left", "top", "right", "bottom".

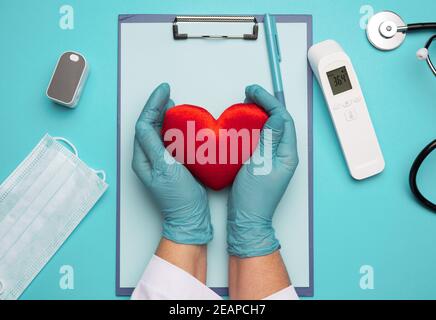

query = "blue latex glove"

[
  {"left": 132, "top": 83, "right": 213, "bottom": 245},
  {"left": 227, "top": 84, "right": 299, "bottom": 258}
]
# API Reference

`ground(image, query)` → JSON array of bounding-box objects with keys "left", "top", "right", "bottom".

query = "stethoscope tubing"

[
  {"left": 399, "top": 25, "right": 436, "bottom": 76},
  {"left": 406, "top": 22, "right": 436, "bottom": 32},
  {"left": 425, "top": 34, "right": 436, "bottom": 48},
  {"left": 424, "top": 35, "right": 436, "bottom": 75},
  {"left": 409, "top": 140, "right": 436, "bottom": 212},
  {"left": 405, "top": 27, "right": 436, "bottom": 210}
]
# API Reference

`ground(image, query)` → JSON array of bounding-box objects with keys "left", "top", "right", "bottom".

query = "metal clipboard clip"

[{"left": 173, "top": 15, "right": 258, "bottom": 40}]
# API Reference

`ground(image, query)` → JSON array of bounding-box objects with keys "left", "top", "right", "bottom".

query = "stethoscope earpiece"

[{"left": 416, "top": 47, "right": 429, "bottom": 60}]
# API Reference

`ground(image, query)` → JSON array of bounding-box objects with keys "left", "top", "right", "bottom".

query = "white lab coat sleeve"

[
  {"left": 131, "top": 255, "right": 222, "bottom": 300},
  {"left": 131, "top": 255, "right": 299, "bottom": 300},
  {"left": 263, "top": 286, "right": 299, "bottom": 300}
]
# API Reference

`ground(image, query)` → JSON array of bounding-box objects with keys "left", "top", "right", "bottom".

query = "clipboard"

[{"left": 117, "top": 14, "right": 313, "bottom": 297}]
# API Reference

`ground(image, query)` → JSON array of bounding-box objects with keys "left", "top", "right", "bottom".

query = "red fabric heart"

[{"left": 161, "top": 103, "right": 268, "bottom": 190}]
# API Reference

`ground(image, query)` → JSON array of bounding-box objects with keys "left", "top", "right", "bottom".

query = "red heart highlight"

[{"left": 161, "top": 103, "right": 268, "bottom": 190}]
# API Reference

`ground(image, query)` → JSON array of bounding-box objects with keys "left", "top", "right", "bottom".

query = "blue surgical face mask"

[{"left": 0, "top": 134, "right": 108, "bottom": 300}]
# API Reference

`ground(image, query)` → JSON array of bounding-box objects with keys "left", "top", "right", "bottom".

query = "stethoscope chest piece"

[{"left": 367, "top": 11, "right": 406, "bottom": 51}]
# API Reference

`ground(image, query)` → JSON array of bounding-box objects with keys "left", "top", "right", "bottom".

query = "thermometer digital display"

[{"left": 327, "top": 66, "right": 352, "bottom": 95}]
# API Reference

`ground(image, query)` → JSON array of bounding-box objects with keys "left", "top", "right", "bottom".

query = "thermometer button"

[
  {"left": 343, "top": 99, "right": 353, "bottom": 108},
  {"left": 344, "top": 108, "right": 357, "bottom": 121}
]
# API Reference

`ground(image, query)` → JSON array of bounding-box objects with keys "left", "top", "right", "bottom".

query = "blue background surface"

[{"left": 0, "top": 0, "right": 435, "bottom": 300}]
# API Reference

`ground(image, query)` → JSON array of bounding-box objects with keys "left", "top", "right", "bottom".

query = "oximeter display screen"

[{"left": 327, "top": 66, "right": 352, "bottom": 95}]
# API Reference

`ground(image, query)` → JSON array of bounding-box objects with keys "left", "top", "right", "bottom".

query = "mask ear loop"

[
  {"left": 53, "top": 136, "right": 106, "bottom": 182},
  {"left": 93, "top": 170, "right": 107, "bottom": 182},
  {"left": 53, "top": 136, "right": 79, "bottom": 158}
]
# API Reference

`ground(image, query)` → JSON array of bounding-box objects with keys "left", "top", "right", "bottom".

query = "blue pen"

[{"left": 264, "top": 14, "right": 286, "bottom": 107}]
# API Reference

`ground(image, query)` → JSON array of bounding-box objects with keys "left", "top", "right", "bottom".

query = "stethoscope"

[
  {"left": 409, "top": 140, "right": 436, "bottom": 212},
  {"left": 366, "top": 11, "right": 436, "bottom": 212},
  {"left": 366, "top": 10, "right": 436, "bottom": 75}
]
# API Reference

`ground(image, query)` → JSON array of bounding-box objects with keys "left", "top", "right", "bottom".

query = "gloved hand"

[
  {"left": 227, "top": 84, "right": 299, "bottom": 258},
  {"left": 132, "top": 83, "right": 213, "bottom": 245}
]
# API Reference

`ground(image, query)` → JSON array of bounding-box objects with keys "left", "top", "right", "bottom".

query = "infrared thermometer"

[{"left": 308, "top": 40, "right": 384, "bottom": 180}]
